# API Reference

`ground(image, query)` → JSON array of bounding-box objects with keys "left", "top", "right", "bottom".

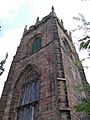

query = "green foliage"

[
  {"left": 73, "top": 13, "right": 90, "bottom": 35},
  {"left": 79, "top": 36, "right": 90, "bottom": 50},
  {"left": 74, "top": 84, "right": 90, "bottom": 92},
  {"left": 73, "top": 13, "right": 90, "bottom": 117},
  {"left": 75, "top": 98, "right": 90, "bottom": 115},
  {"left": 80, "top": 41, "right": 90, "bottom": 50},
  {"left": 73, "top": 14, "right": 90, "bottom": 50},
  {"left": 74, "top": 84, "right": 90, "bottom": 115},
  {"left": 73, "top": 61, "right": 90, "bottom": 115},
  {"left": 72, "top": 60, "right": 82, "bottom": 68}
]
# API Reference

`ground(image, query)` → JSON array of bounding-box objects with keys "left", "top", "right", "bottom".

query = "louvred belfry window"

[
  {"left": 62, "top": 38, "right": 73, "bottom": 59},
  {"left": 32, "top": 37, "right": 42, "bottom": 53},
  {"left": 62, "top": 40, "right": 70, "bottom": 54},
  {"left": 17, "top": 68, "right": 39, "bottom": 120}
]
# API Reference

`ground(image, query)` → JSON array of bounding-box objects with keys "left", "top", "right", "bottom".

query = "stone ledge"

[{"left": 57, "top": 77, "right": 66, "bottom": 81}]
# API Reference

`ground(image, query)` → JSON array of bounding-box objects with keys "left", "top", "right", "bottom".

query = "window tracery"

[{"left": 17, "top": 68, "right": 39, "bottom": 120}]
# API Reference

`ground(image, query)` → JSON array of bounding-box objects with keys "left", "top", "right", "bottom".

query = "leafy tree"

[
  {"left": 73, "top": 13, "right": 90, "bottom": 51},
  {"left": 0, "top": 53, "right": 8, "bottom": 76},
  {"left": 75, "top": 98, "right": 90, "bottom": 115},
  {"left": 72, "top": 13, "right": 90, "bottom": 116},
  {"left": 74, "top": 84, "right": 90, "bottom": 115}
]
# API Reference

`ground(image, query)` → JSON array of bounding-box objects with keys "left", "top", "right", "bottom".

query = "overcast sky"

[{"left": 0, "top": 0, "right": 90, "bottom": 96}]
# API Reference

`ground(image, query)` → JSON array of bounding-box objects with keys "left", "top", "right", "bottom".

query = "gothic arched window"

[
  {"left": 32, "top": 37, "right": 42, "bottom": 53},
  {"left": 62, "top": 38, "right": 73, "bottom": 59},
  {"left": 17, "top": 68, "right": 39, "bottom": 120},
  {"left": 62, "top": 40, "right": 70, "bottom": 54}
]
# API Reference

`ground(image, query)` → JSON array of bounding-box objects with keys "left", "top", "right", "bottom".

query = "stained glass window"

[
  {"left": 32, "top": 37, "right": 42, "bottom": 53},
  {"left": 17, "top": 68, "right": 39, "bottom": 120}
]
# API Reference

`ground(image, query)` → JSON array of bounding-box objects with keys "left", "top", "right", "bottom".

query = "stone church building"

[{"left": 0, "top": 7, "right": 89, "bottom": 120}]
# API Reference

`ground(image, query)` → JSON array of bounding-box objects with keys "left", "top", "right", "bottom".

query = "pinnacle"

[{"left": 52, "top": 6, "right": 54, "bottom": 12}]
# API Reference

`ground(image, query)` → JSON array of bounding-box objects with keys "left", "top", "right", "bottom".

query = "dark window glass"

[
  {"left": 32, "top": 37, "right": 42, "bottom": 53},
  {"left": 19, "top": 88, "right": 25, "bottom": 106},
  {"left": 17, "top": 109, "right": 20, "bottom": 120},
  {"left": 35, "top": 80, "right": 39, "bottom": 100},
  {"left": 30, "top": 82, "right": 35, "bottom": 102},
  {"left": 62, "top": 41, "right": 70, "bottom": 53},
  {"left": 17, "top": 69, "right": 39, "bottom": 120},
  {"left": 28, "top": 106, "right": 32, "bottom": 120},
  {"left": 62, "top": 39, "right": 73, "bottom": 59},
  {"left": 24, "top": 86, "right": 29, "bottom": 104},
  {"left": 34, "top": 105, "right": 38, "bottom": 120},
  {"left": 22, "top": 109, "right": 26, "bottom": 120}
]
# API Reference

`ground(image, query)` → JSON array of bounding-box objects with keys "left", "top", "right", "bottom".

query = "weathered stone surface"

[{"left": 0, "top": 9, "right": 88, "bottom": 120}]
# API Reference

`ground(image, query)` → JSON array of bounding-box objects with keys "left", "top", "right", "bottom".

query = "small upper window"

[
  {"left": 62, "top": 38, "right": 73, "bottom": 59},
  {"left": 62, "top": 40, "right": 70, "bottom": 54},
  {"left": 32, "top": 37, "right": 42, "bottom": 53}
]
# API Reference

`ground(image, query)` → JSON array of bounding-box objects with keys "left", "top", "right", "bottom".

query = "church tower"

[{"left": 0, "top": 7, "right": 88, "bottom": 120}]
